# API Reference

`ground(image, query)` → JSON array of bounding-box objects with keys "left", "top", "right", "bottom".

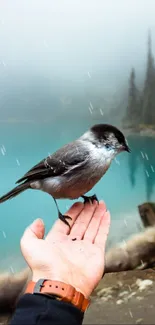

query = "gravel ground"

[{"left": 84, "top": 268, "right": 155, "bottom": 324}]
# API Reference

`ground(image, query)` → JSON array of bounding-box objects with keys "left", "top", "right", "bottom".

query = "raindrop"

[
  {"left": 145, "top": 170, "right": 149, "bottom": 177},
  {"left": 140, "top": 260, "right": 145, "bottom": 268},
  {"left": 2, "top": 61, "right": 6, "bottom": 67},
  {"left": 100, "top": 108, "right": 104, "bottom": 116},
  {"left": 2, "top": 230, "right": 6, "bottom": 238},
  {"left": 122, "top": 240, "right": 127, "bottom": 247},
  {"left": 16, "top": 159, "right": 20, "bottom": 166},
  {"left": 114, "top": 158, "right": 120, "bottom": 165},
  {"left": 10, "top": 266, "right": 14, "bottom": 273},
  {"left": 48, "top": 152, "right": 51, "bottom": 157},
  {"left": 140, "top": 151, "right": 144, "bottom": 158},
  {"left": 129, "top": 309, "right": 133, "bottom": 318},
  {"left": 145, "top": 153, "right": 149, "bottom": 160},
  {"left": 2, "top": 145, "right": 6, "bottom": 153},
  {"left": 90, "top": 102, "right": 93, "bottom": 110},
  {"left": 88, "top": 106, "right": 92, "bottom": 115},
  {"left": 1, "top": 148, "right": 5, "bottom": 155},
  {"left": 151, "top": 165, "right": 154, "bottom": 172},
  {"left": 87, "top": 71, "right": 91, "bottom": 78},
  {"left": 124, "top": 219, "right": 127, "bottom": 227}
]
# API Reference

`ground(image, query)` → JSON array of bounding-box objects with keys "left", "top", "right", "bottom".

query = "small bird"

[{"left": 0, "top": 124, "right": 130, "bottom": 227}]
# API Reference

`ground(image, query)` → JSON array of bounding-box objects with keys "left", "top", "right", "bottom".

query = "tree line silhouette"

[{"left": 123, "top": 31, "right": 155, "bottom": 129}]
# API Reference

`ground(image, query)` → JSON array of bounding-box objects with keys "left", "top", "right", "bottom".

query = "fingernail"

[{"left": 33, "top": 218, "right": 44, "bottom": 226}]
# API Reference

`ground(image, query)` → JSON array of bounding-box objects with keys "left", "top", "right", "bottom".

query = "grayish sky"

[{"left": 0, "top": 0, "right": 155, "bottom": 93}]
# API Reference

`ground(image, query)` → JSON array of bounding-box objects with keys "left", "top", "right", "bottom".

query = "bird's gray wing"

[{"left": 16, "top": 140, "right": 89, "bottom": 184}]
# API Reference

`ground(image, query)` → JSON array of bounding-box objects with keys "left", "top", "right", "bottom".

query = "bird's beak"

[{"left": 123, "top": 144, "right": 131, "bottom": 153}]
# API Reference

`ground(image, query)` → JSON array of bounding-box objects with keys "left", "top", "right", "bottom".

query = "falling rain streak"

[
  {"left": 114, "top": 158, "right": 120, "bottom": 165},
  {"left": 145, "top": 170, "right": 149, "bottom": 177},
  {"left": 16, "top": 159, "right": 20, "bottom": 166},
  {"left": 87, "top": 71, "right": 91, "bottom": 78},
  {"left": 128, "top": 309, "right": 133, "bottom": 318},
  {"left": 2, "top": 230, "right": 6, "bottom": 239},
  {"left": 89, "top": 102, "right": 93, "bottom": 110},
  {"left": 88, "top": 106, "right": 92, "bottom": 114},
  {"left": 100, "top": 108, "right": 104, "bottom": 116},
  {"left": 10, "top": 266, "right": 14, "bottom": 273},
  {"left": 1, "top": 144, "right": 6, "bottom": 156},
  {"left": 140, "top": 151, "right": 144, "bottom": 158}
]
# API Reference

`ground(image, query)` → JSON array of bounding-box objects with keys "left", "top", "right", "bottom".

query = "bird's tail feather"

[{"left": 0, "top": 182, "right": 30, "bottom": 203}]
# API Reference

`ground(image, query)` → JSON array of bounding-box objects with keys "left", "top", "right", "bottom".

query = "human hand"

[{"left": 20, "top": 200, "right": 110, "bottom": 298}]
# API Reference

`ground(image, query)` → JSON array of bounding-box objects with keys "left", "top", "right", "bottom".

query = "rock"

[
  {"left": 101, "top": 295, "right": 112, "bottom": 302},
  {"left": 136, "top": 296, "right": 144, "bottom": 301},
  {"left": 105, "top": 226, "right": 155, "bottom": 273},
  {"left": 127, "top": 292, "right": 136, "bottom": 299},
  {"left": 96, "top": 287, "right": 113, "bottom": 297},
  {"left": 116, "top": 299, "right": 123, "bottom": 305},
  {"left": 136, "top": 279, "right": 153, "bottom": 291},
  {"left": 136, "top": 318, "right": 143, "bottom": 324},
  {"left": 138, "top": 203, "right": 155, "bottom": 227},
  {"left": 119, "top": 291, "right": 129, "bottom": 297}
]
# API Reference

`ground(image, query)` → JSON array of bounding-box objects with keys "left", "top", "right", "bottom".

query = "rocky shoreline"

[
  {"left": 123, "top": 126, "right": 155, "bottom": 137},
  {"left": 84, "top": 268, "right": 155, "bottom": 324}
]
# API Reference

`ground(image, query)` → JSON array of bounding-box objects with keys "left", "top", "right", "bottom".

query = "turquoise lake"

[{"left": 0, "top": 119, "right": 155, "bottom": 273}]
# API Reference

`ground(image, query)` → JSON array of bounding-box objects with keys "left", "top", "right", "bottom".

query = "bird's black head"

[{"left": 90, "top": 124, "right": 131, "bottom": 153}]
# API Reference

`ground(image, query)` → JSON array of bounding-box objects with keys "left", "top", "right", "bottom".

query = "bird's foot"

[
  {"left": 58, "top": 211, "right": 72, "bottom": 229},
  {"left": 81, "top": 194, "right": 99, "bottom": 204}
]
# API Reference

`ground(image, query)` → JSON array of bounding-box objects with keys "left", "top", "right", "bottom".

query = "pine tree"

[
  {"left": 123, "top": 68, "right": 138, "bottom": 126},
  {"left": 142, "top": 31, "right": 155, "bottom": 124}
]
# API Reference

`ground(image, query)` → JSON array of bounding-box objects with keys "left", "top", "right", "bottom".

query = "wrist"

[
  {"left": 32, "top": 272, "right": 71, "bottom": 290},
  {"left": 32, "top": 272, "right": 89, "bottom": 298},
  {"left": 25, "top": 278, "right": 90, "bottom": 312}
]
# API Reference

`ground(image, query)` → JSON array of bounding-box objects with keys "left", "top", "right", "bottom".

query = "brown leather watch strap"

[{"left": 25, "top": 279, "right": 90, "bottom": 312}]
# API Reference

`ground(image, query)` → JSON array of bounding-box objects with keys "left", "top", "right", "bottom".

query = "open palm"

[{"left": 21, "top": 200, "right": 110, "bottom": 298}]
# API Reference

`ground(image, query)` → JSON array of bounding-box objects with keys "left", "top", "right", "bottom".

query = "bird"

[{"left": 0, "top": 124, "right": 130, "bottom": 227}]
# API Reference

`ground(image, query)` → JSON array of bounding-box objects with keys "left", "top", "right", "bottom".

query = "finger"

[
  {"left": 20, "top": 218, "right": 45, "bottom": 249},
  {"left": 94, "top": 210, "right": 111, "bottom": 249},
  {"left": 69, "top": 200, "right": 98, "bottom": 240},
  {"left": 83, "top": 201, "right": 107, "bottom": 243},
  {"left": 48, "top": 202, "right": 84, "bottom": 236}
]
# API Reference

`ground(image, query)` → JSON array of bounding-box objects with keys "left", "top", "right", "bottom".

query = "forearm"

[{"left": 10, "top": 293, "right": 84, "bottom": 325}]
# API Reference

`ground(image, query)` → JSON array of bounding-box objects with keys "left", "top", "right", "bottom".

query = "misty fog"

[{"left": 0, "top": 0, "right": 155, "bottom": 121}]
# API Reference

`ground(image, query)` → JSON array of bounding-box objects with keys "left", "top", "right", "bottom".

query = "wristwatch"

[{"left": 25, "top": 279, "right": 90, "bottom": 312}]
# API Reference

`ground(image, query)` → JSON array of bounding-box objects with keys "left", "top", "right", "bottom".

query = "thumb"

[
  {"left": 20, "top": 218, "right": 45, "bottom": 248},
  {"left": 30, "top": 218, "right": 45, "bottom": 239}
]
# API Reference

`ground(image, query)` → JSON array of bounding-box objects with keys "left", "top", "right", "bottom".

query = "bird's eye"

[{"left": 105, "top": 144, "right": 110, "bottom": 149}]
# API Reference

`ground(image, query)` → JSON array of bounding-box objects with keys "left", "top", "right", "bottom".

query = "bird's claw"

[
  {"left": 58, "top": 212, "right": 72, "bottom": 229},
  {"left": 81, "top": 194, "right": 99, "bottom": 204}
]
